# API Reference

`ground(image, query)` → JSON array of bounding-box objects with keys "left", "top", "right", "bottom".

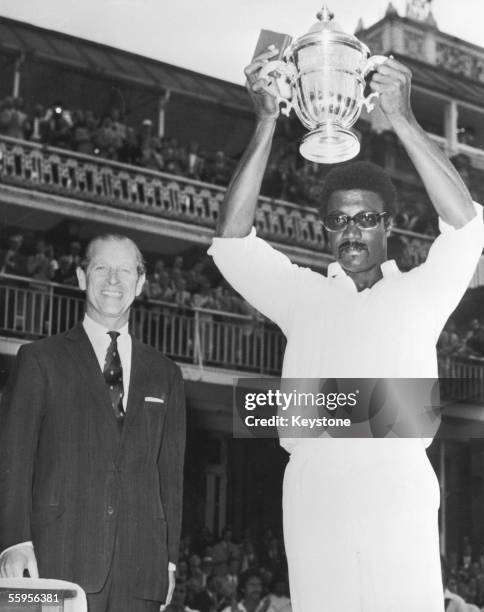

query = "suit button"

[{"left": 107, "top": 505, "right": 114, "bottom": 515}]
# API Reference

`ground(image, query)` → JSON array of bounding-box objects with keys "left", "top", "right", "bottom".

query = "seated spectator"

[
  {"left": 44, "top": 102, "right": 73, "bottom": 149},
  {"left": 203, "top": 151, "right": 233, "bottom": 186},
  {"left": 53, "top": 254, "right": 77, "bottom": 285},
  {"left": 192, "top": 575, "right": 219, "bottom": 612},
  {"left": 2, "top": 97, "right": 28, "bottom": 140},
  {"left": 25, "top": 103, "right": 49, "bottom": 143},
  {"left": 94, "top": 116, "right": 122, "bottom": 160},
  {"left": 109, "top": 106, "right": 127, "bottom": 144},
  {"left": 465, "top": 320, "right": 484, "bottom": 358},
  {"left": 170, "top": 255, "right": 184, "bottom": 279},
  {"left": 266, "top": 576, "right": 291, "bottom": 612},
  {"left": 71, "top": 110, "right": 95, "bottom": 155},
  {"left": 165, "top": 580, "right": 201, "bottom": 612},
  {"left": 260, "top": 538, "right": 284, "bottom": 575},
  {"left": 52, "top": 241, "right": 82, "bottom": 286},
  {"left": 199, "top": 555, "right": 214, "bottom": 587},
  {"left": 210, "top": 286, "right": 231, "bottom": 313},
  {"left": 187, "top": 141, "right": 205, "bottom": 180},
  {"left": 239, "top": 533, "right": 258, "bottom": 572},
  {"left": 445, "top": 574, "right": 469, "bottom": 612},
  {"left": 438, "top": 321, "right": 464, "bottom": 358},
  {"left": 220, "top": 569, "right": 269, "bottom": 612},
  {"left": 192, "top": 280, "right": 216, "bottom": 310},
  {"left": 212, "top": 528, "right": 240, "bottom": 564},
  {"left": 211, "top": 561, "right": 232, "bottom": 601},
  {"left": 138, "top": 119, "right": 164, "bottom": 172},
  {"left": 226, "top": 558, "right": 240, "bottom": 595},
  {"left": 66, "top": 240, "right": 82, "bottom": 270},
  {"left": 0, "top": 97, "right": 14, "bottom": 137},
  {"left": 180, "top": 534, "right": 194, "bottom": 561},
  {"left": 163, "top": 144, "right": 183, "bottom": 175},
  {"left": 186, "top": 262, "right": 209, "bottom": 293},
  {"left": 27, "top": 240, "right": 56, "bottom": 282},
  {"left": 189, "top": 553, "right": 205, "bottom": 584},
  {"left": 118, "top": 125, "right": 140, "bottom": 165},
  {"left": 0, "top": 234, "right": 27, "bottom": 276},
  {"left": 176, "top": 143, "right": 190, "bottom": 174}
]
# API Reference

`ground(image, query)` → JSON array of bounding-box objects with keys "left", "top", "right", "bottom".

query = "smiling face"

[
  {"left": 325, "top": 189, "right": 391, "bottom": 286},
  {"left": 77, "top": 238, "right": 145, "bottom": 329}
]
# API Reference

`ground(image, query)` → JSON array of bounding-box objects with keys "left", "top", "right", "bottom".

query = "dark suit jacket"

[{"left": 0, "top": 323, "right": 186, "bottom": 601}]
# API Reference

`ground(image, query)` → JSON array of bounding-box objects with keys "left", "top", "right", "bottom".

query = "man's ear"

[
  {"left": 76, "top": 267, "right": 86, "bottom": 290},
  {"left": 135, "top": 273, "right": 146, "bottom": 297}
]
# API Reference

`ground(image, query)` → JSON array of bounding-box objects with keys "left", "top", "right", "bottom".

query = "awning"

[
  {"left": 393, "top": 52, "right": 484, "bottom": 108},
  {"left": 0, "top": 16, "right": 249, "bottom": 110}
]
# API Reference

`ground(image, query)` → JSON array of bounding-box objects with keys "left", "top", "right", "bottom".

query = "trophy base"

[{"left": 299, "top": 127, "right": 360, "bottom": 164}]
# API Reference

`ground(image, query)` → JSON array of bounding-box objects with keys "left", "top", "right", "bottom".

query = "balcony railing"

[
  {"left": 0, "top": 274, "right": 285, "bottom": 375},
  {"left": 1, "top": 275, "right": 484, "bottom": 404},
  {"left": 0, "top": 136, "right": 434, "bottom": 264}
]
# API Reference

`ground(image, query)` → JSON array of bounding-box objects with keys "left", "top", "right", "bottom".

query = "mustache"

[{"left": 338, "top": 240, "right": 368, "bottom": 254}]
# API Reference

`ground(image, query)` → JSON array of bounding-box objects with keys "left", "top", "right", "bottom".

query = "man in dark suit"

[{"left": 0, "top": 234, "right": 186, "bottom": 612}]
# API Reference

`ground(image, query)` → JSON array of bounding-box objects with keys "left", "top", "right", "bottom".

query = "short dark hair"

[
  {"left": 318, "top": 161, "right": 398, "bottom": 217},
  {"left": 80, "top": 234, "right": 146, "bottom": 276}
]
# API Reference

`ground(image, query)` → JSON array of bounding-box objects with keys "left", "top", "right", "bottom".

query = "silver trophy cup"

[{"left": 260, "top": 6, "right": 387, "bottom": 164}]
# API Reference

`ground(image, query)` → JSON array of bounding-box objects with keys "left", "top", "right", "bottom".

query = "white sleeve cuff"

[
  {"left": 207, "top": 227, "right": 256, "bottom": 254},
  {"left": 168, "top": 562, "right": 176, "bottom": 571},
  {"left": 0, "top": 541, "right": 34, "bottom": 562}
]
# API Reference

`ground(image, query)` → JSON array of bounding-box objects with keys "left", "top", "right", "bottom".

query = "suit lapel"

[{"left": 63, "top": 323, "right": 119, "bottom": 431}]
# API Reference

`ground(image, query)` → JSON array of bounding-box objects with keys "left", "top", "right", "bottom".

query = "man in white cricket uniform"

[{"left": 208, "top": 47, "right": 484, "bottom": 612}]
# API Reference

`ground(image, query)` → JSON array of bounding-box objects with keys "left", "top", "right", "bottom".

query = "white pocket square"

[{"left": 144, "top": 396, "right": 165, "bottom": 403}]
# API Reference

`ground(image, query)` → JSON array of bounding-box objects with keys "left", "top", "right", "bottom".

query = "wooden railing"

[{"left": 0, "top": 136, "right": 434, "bottom": 263}]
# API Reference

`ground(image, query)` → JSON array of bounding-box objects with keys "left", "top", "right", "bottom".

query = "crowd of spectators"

[
  {"left": 0, "top": 96, "right": 446, "bottom": 236},
  {"left": 444, "top": 538, "right": 484, "bottom": 610},
  {"left": 438, "top": 318, "right": 484, "bottom": 364},
  {"left": 168, "top": 525, "right": 484, "bottom": 612},
  {"left": 165, "top": 526, "right": 291, "bottom": 612},
  {"left": 0, "top": 96, "right": 235, "bottom": 186}
]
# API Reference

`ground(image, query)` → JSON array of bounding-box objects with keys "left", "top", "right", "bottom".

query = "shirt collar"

[
  {"left": 327, "top": 259, "right": 400, "bottom": 280},
  {"left": 83, "top": 314, "right": 129, "bottom": 341}
]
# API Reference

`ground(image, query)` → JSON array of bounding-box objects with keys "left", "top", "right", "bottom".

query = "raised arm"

[
  {"left": 217, "top": 46, "right": 280, "bottom": 237},
  {"left": 370, "top": 59, "right": 476, "bottom": 228}
]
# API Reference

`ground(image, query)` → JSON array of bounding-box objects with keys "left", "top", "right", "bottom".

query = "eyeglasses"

[{"left": 322, "top": 211, "right": 389, "bottom": 231}]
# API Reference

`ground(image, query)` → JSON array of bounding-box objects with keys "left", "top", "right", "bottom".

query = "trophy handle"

[
  {"left": 361, "top": 55, "right": 389, "bottom": 113},
  {"left": 258, "top": 60, "right": 296, "bottom": 117}
]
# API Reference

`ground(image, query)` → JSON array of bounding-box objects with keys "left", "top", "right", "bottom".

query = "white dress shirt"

[{"left": 82, "top": 314, "right": 131, "bottom": 410}]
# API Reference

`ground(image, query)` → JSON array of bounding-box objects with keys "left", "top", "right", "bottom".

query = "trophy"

[{"left": 260, "top": 6, "right": 387, "bottom": 164}]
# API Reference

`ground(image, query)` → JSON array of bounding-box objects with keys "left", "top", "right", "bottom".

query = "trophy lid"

[
  {"left": 308, "top": 6, "right": 343, "bottom": 33},
  {"left": 294, "top": 5, "right": 369, "bottom": 54}
]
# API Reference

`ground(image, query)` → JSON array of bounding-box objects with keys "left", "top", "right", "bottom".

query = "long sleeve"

[
  {"left": 0, "top": 345, "right": 46, "bottom": 551},
  {"left": 159, "top": 365, "right": 186, "bottom": 565},
  {"left": 410, "top": 202, "right": 484, "bottom": 336},
  {"left": 208, "top": 229, "right": 300, "bottom": 335}
]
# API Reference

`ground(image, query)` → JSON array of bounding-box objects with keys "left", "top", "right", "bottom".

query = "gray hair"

[{"left": 80, "top": 234, "right": 146, "bottom": 276}]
